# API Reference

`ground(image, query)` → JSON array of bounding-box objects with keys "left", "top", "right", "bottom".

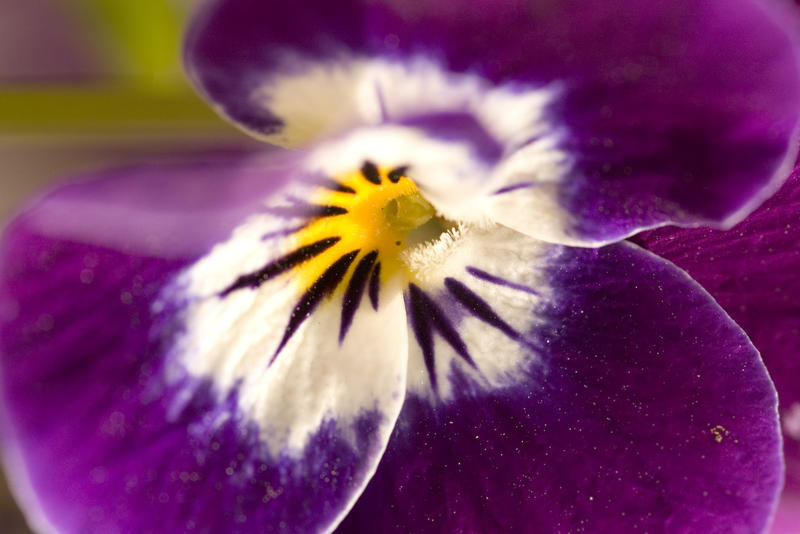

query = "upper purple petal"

[
  {"left": 634, "top": 162, "right": 800, "bottom": 533},
  {"left": 186, "top": 0, "right": 800, "bottom": 242},
  {"left": 338, "top": 241, "right": 783, "bottom": 533}
]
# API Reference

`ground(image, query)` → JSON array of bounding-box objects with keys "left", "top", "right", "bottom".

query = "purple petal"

[
  {"left": 0, "top": 156, "right": 404, "bottom": 534},
  {"left": 8, "top": 154, "right": 296, "bottom": 259},
  {"left": 186, "top": 0, "right": 800, "bottom": 242},
  {"left": 633, "top": 164, "right": 800, "bottom": 533},
  {"left": 339, "top": 241, "right": 782, "bottom": 532}
]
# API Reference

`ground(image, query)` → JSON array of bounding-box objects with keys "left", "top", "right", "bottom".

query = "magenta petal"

[
  {"left": 634, "top": 165, "right": 800, "bottom": 533},
  {"left": 338, "top": 243, "right": 782, "bottom": 533}
]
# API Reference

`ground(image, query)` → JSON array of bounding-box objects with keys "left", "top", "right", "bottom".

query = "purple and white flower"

[{"left": 2, "top": 0, "right": 800, "bottom": 533}]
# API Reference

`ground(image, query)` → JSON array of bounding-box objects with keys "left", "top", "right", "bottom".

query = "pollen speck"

[{"left": 710, "top": 425, "right": 729, "bottom": 443}]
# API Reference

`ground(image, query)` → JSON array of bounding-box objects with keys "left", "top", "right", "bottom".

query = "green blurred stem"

[
  {"left": 80, "top": 0, "right": 188, "bottom": 88},
  {"left": 0, "top": 87, "right": 234, "bottom": 135}
]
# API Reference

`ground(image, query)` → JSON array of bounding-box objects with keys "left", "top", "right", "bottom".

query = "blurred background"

[{"left": 0, "top": 1, "right": 260, "bottom": 531}]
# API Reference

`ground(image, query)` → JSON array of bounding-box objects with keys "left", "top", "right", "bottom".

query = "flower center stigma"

[{"left": 290, "top": 160, "right": 439, "bottom": 292}]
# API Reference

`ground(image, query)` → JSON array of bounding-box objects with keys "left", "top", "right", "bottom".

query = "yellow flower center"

[{"left": 291, "top": 162, "right": 435, "bottom": 291}]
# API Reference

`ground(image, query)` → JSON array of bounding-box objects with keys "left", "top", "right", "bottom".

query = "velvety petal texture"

[
  {"left": 338, "top": 241, "right": 783, "bottom": 533},
  {"left": 186, "top": 0, "right": 800, "bottom": 244},
  {"left": 0, "top": 158, "right": 404, "bottom": 534},
  {"left": 634, "top": 166, "right": 800, "bottom": 533}
]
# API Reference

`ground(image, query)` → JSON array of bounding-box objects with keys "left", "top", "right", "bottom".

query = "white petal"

[
  {"left": 483, "top": 135, "right": 602, "bottom": 246},
  {"left": 163, "top": 211, "right": 409, "bottom": 457},
  {"left": 401, "top": 224, "right": 552, "bottom": 400},
  {"left": 305, "top": 124, "right": 497, "bottom": 224},
  {"left": 255, "top": 55, "right": 556, "bottom": 148}
]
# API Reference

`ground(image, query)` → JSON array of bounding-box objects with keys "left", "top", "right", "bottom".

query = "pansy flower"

[{"left": 2, "top": 0, "right": 800, "bottom": 533}]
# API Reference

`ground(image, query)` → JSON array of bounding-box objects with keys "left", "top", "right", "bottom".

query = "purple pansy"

[{"left": 2, "top": 1, "right": 800, "bottom": 533}]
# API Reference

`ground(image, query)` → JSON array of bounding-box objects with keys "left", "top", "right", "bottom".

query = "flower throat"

[
  {"left": 286, "top": 160, "right": 439, "bottom": 291},
  {"left": 221, "top": 160, "right": 444, "bottom": 299}
]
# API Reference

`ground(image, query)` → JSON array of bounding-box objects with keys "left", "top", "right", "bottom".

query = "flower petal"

[
  {"left": 4, "top": 154, "right": 296, "bottom": 259},
  {"left": 186, "top": 0, "right": 800, "bottom": 243},
  {"left": 633, "top": 166, "right": 800, "bottom": 533},
  {"left": 399, "top": 225, "right": 548, "bottom": 399},
  {"left": 339, "top": 233, "right": 783, "bottom": 532},
  {"left": 302, "top": 117, "right": 503, "bottom": 224},
  {"left": 0, "top": 158, "right": 407, "bottom": 534}
]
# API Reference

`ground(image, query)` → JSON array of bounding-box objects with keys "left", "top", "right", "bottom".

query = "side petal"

[
  {"left": 633, "top": 166, "right": 800, "bottom": 533},
  {"left": 339, "top": 230, "right": 783, "bottom": 532},
  {"left": 185, "top": 0, "right": 800, "bottom": 243},
  {"left": 0, "top": 159, "right": 407, "bottom": 534},
  {"left": 4, "top": 154, "right": 296, "bottom": 259}
]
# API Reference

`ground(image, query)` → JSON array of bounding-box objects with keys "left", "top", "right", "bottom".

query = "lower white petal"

[
  {"left": 158, "top": 205, "right": 409, "bottom": 532},
  {"left": 401, "top": 224, "right": 552, "bottom": 400},
  {"left": 166, "top": 212, "right": 408, "bottom": 455}
]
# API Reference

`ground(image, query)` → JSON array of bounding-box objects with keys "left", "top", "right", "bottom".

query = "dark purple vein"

[
  {"left": 270, "top": 250, "right": 360, "bottom": 365},
  {"left": 387, "top": 166, "right": 408, "bottom": 183},
  {"left": 317, "top": 178, "right": 356, "bottom": 194},
  {"left": 407, "top": 284, "right": 476, "bottom": 393},
  {"left": 361, "top": 161, "right": 382, "bottom": 185},
  {"left": 339, "top": 251, "right": 379, "bottom": 342},
  {"left": 368, "top": 262, "right": 381, "bottom": 311},
  {"left": 407, "top": 285, "right": 438, "bottom": 392},
  {"left": 492, "top": 182, "right": 534, "bottom": 195},
  {"left": 466, "top": 266, "right": 540, "bottom": 296},
  {"left": 264, "top": 203, "right": 348, "bottom": 220},
  {"left": 445, "top": 277, "right": 527, "bottom": 345},
  {"left": 221, "top": 237, "right": 340, "bottom": 296}
]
